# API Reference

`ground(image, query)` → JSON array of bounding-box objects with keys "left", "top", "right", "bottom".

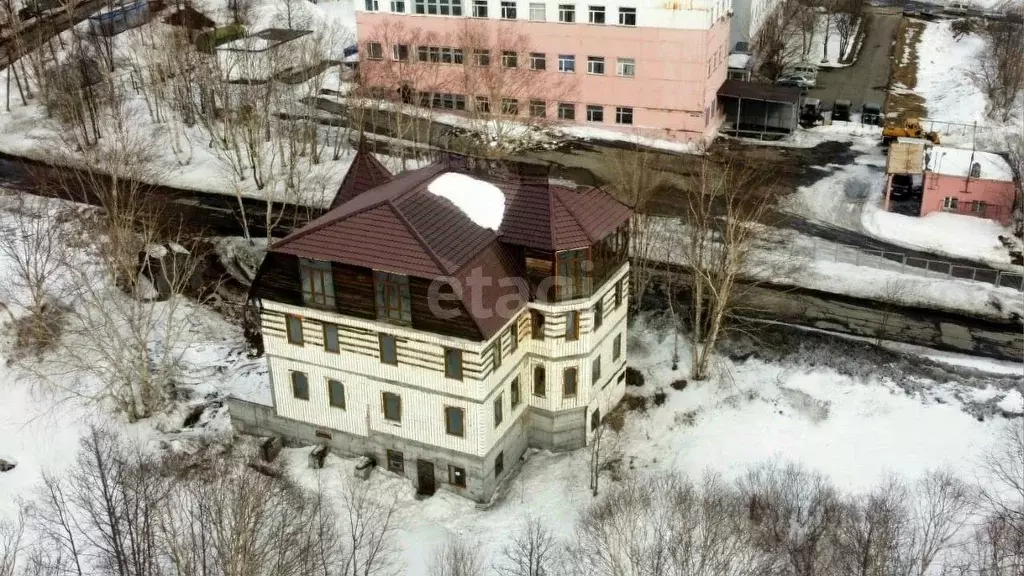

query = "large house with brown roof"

[{"left": 231, "top": 151, "right": 632, "bottom": 502}]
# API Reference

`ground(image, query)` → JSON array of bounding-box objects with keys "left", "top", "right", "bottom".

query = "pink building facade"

[
  {"left": 920, "top": 147, "right": 1016, "bottom": 225},
  {"left": 355, "top": 0, "right": 732, "bottom": 142}
]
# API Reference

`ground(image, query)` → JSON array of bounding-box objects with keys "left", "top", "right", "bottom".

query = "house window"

[
  {"left": 563, "top": 366, "right": 578, "bottom": 397},
  {"left": 449, "top": 465, "right": 467, "bottom": 487},
  {"left": 328, "top": 378, "right": 345, "bottom": 409},
  {"left": 529, "top": 1, "right": 545, "bottom": 19},
  {"left": 587, "top": 56, "right": 605, "bottom": 75},
  {"left": 445, "top": 406, "right": 465, "bottom": 436},
  {"left": 558, "top": 3, "right": 575, "bottom": 21},
  {"left": 586, "top": 105, "right": 604, "bottom": 122},
  {"left": 383, "top": 392, "right": 402, "bottom": 422},
  {"left": 501, "top": 0, "right": 516, "bottom": 18},
  {"left": 588, "top": 4, "right": 604, "bottom": 23},
  {"left": 558, "top": 54, "right": 575, "bottom": 72},
  {"left": 531, "top": 310, "right": 545, "bottom": 340},
  {"left": 590, "top": 408, "right": 600, "bottom": 431},
  {"left": 557, "top": 102, "right": 575, "bottom": 120},
  {"left": 291, "top": 371, "right": 309, "bottom": 400},
  {"left": 557, "top": 248, "right": 589, "bottom": 298},
  {"left": 614, "top": 279, "right": 623, "bottom": 308},
  {"left": 379, "top": 333, "right": 398, "bottom": 364},
  {"left": 285, "top": 315, "right": 304, "bottom": 345},
  {"left": 502, "top": 50, "right": 518, "bottom": 68},
  {"left": 495, "top": 451, "right": 504, "bottom": 477},
  {"left": 393, "top": 44, "right": 409, "bottom": 61},
  {"left": 533, "top": 365, "right": 546, "bottom": 396},
  {"left": 502, "top": 98, "right": 519, "bottom": 115},
  {"left": 323, "top": 323, "right": 340, "bottom": 353},
  {"left": 618, "top": 6, "right": 635, "bottom": 24},
  {"left": 475, "top": 95, "right": 491, "bottom": 112},
  {"left": 474, "top": 49, "right": 491, "bottom": 66},
  {"left": 530, "top": 52, "right": 546, "bottom": 70},
  {"left": 494, "top": 394, "right": 503, "bottom": 426},
  {"left": 615, "top": 106, "right": 633, "bottom": 125},
  {"left": 613, "top": 333, "right": 622, "bottom": 361},
  {"left": 594, "top": 299, "right": 603, "bottom": 330},
  {"left": 592, "top": 355, "right": 602, "bottom": 385},
  {"left": 414, "top": 0, "right": 463, "bottom": 14},
  {"left": 374, "top": 271, "right": 411, "bottom": 324},
  {"left": 971, "top": 200, "right": 987, "bottom": 213},
  {"left": 617, "top": 57, "right": 635, "bottom": 77},
  {"left": 444, "top": 348, "right": 463, "bottom": 380},
  {"left": 510, "top": 376, "right": 521, "bottom": 407},
  {"left": 942, "top": 197, "right": 959, "bottom": 210},
  {"left": 565, "top": 310, "right": 580, "bottom": 341},
  {"left": 366, "top": 42, "right": 384, "bottom": 60},
  {"left": 510, "top": 321, "right": 519, "bottom": 353},
  {"left": 472, "top": 0, "right": 487, "bottom": 16},
  {"left": 493, "top": 343, "right": 503, "bottom": 369},
  {"left": 365, "top": 0, "right": 379, "bottom": 9},
  {"left": 299, "top": 259, "right": 334, "bottom": 308},
  {"left": 387, "top": 449, "right": 404, "bottom": 474},
  {"left": 530, "top": 100, "right": 547, "bottom": 118}
]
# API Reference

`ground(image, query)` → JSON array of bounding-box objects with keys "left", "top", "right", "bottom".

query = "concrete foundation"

[{"left": 230, "top": 399, "right": 535, "bottom": 503}]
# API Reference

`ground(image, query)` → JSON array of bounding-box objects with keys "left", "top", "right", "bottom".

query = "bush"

[
  {"left": 625, "top": 367, "right": 645, "bottom": 387},
  {"left": 670, "top": 379, "right": 688, "bottom": 391}
]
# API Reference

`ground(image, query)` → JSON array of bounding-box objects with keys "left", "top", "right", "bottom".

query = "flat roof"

[
  {"left": 926, "top": 146, "right": 1015, "bottom": 182},
  {"left": 717, "top": 79, "right": 802, "bottom": 105}
]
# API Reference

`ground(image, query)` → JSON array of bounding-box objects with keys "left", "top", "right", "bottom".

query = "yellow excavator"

[{"left": 881, "top": 118, "right": 941, "bottom": 146}]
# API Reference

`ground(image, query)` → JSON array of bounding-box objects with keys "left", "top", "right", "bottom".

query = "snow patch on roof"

[
  {"left": 728, "top": 53, "right": 751, "bottom": 69},
  {"left": 427, "top": 172, "right": 506, "bottom": 231},
  {"left": 925, "top": 146, "right": 1015, "bottom": 182}
]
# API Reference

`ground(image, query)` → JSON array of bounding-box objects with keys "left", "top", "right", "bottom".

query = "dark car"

[
  {"left": 832, "top": 99, "right": 852, "bottom": 122},
  {"left": 861, "top": 102, "right": 882, "bottom": 125}
]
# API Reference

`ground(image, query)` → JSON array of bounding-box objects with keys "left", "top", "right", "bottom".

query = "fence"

[{"left": 809, "top": 240, "right": 1024, "bottom": 291}]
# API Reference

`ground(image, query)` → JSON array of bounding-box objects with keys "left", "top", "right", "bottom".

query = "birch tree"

[{"left": 676, "top": 152, "right": 783, "bottom": 381}]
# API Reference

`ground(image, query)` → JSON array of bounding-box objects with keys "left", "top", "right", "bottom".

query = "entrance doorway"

[{"left": 416, "top": 459, "right": 436, "bottom": 496}]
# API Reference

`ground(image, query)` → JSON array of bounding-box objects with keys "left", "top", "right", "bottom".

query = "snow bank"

[
  {"left": 428, "top": 172, "right": 506, "bottom": 231},
  {"left": 861, "top": 208, "right": 1019, "bottom": 269},
  {"left": 926, "top": 145, "right": 1015, "bottom": 181},
  {"left": 998, "top": 390, "right": 1024, "bottom": 414}
]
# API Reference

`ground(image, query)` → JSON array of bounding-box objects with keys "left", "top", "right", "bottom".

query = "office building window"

[
  {"left": 365, "top": 0, "right": 379, "bottom": 9},
  {"left": 530, "top": 100, "right": 547, "bottom": 118},
  {"left": 501, "top": 98, "right": 519, "bottom": 115},
  {"left": 557, "top": 102, "right": 575, "bottom": 120},
  {"left": 474, "top": 48, "right": 491, "bottom": 66},
  {"left": 475, "top": 95, "right": 490, "bottom": 112},
  {"left": 501, "top": 0, "right": 516, "bottom": 18},
  {"left": 502, "top": 50, "right": 518, "bottom": 68},
  {"left": 473, "top": 0, "right": 487, "bottom": 15},
  {"left": 366, "top": 42, "right": 384, "bottom": 59},
  {"left": 617, "top": 57, "right": 635, "bottom": 77},
  {"left": 393, "top": 44, "right": 409, "bottom": 61},
  {"left": 587, "top": 56, "right": 605, "bottom": 75},
  {"left": 558, "top": 54, "right": 575, "bottom": 72},
  {"left": 588, "top": 4, "right": 604, "bottom": 23},
  {"left": 586, "top": 104, "right": 604, "bottom": 122},
  {"left": 618, "top": 6, "right": 635, "bottom": 25},
  {"left": 529, "top": 1, "right": 545, "bottom": 19},
  {"left": 558, "top": 3, "right": 575, "bottom": 21},
  {"left": 615, "top": 106, "right": 634, "bottom": 125},
  {"left": 530, "top": 52, "right": 546, "bottom": 70}
]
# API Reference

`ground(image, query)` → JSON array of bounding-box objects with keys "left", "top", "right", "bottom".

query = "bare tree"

[
  {"left": 494, "top": 517, "right": 563, "bottom": 576},
  {"left": 875, "top": 277, "right": 907, "bottom": 347},
  {"left": 737, "top": 461, "right": 843, "bottom": 576},
  {"left": 1005, "top": 132, "right": 1024, "bottom": 236},
  {"left": 336, "top": 475, "right": 404, "bottom": 576},
  {"left": 834, "top": 0, "right": 863, "bottom": 61},
  {"left": 588, "top": 419, "right": 622, "bottom": 496},
  {"left": 567, "top": 472, "right": 772, "bottom": 576},
  {"left": 0, "top": 504, "right": 25, "bottom": 576},
  {"left": 0, "top": 192, "right": 77, "bottom": 355},
  {"left": 834, "top": 477, "right": 915, "bottom": 576},
  {"left": 430, "top": 536, "right": 485, "bottom": 576},
  {"left": 755, "top": 0, "right": 806, "bottom": 81},
  {"left": 978, "top": 420, "right": 1024, "bottom": 541},
  {"left": 972, "top": 18, "right": 1024, "bottom": 123},
  {"left": 605, "top": 142, "right": 667, "bottom": 314},
  {"left": 908, "top": 470, "right": 973, "bottom": 576},
  {"left": 676, "top": 151, "right": 784, "bottom": 381}
]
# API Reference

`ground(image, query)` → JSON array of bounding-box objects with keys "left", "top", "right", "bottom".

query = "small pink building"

[
  {"left": 355, "top": 0, "right": 732, "bottom": 142},
  {"left": 885, "top": 143, "right": 1017, "bottom": 225}
]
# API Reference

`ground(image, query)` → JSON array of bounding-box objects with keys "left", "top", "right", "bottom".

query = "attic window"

[
  {"left": 970, "top": 162, "right": 981, "bottom": 178},
  {"left": 300, "top": 258, "right": 335, "bottom": 308},
  {"left": 374, "top": 271, "right": 412, "bottom": 324}
]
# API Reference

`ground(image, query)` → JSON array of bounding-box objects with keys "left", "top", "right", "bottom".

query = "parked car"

[
  {"left": 789, "top": 63, "right": 819, "bottom": 79},
  {"left": 832, "top": 99, "right": 852, "bottom": 122},
  {"left": 778, "top": 75, "right": 816, "bottom": 89},
  {"left": 861, "top": 102, "right": 882, "bottom": 125},
  {"left": 800, "top": 98, "right": 824, "bottom": 127}
]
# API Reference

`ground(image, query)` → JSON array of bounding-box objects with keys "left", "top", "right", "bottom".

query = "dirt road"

[{"left": 806, "top": 6, "right": 902, "bottom": 111}]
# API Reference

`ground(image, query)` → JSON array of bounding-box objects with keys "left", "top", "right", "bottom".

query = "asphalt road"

[{"left": 806, "top": 6, "right": 902, "bottom": 111}]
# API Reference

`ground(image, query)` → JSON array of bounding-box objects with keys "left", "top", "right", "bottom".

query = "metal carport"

[{"left": 717, "top": 80, "right": 802, "bottom": 140}]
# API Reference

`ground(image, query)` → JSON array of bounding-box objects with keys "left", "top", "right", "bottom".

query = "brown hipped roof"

[
  {"left": 329, "top": 145, "right": 393, "bottom": 209},
  {"left": 268, "top": 157, "right": 631, "bottom": 338}
]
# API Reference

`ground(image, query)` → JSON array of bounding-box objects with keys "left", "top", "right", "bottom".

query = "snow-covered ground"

[
  {"left": 782, "top": 122, "right": 1022, "bottom": 271},
  {"left": 0, "top": 0, "right": 373, "bottom": 207},
  {"left": 913, "top": 19, "right": 1023, "bottom": 151}
]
